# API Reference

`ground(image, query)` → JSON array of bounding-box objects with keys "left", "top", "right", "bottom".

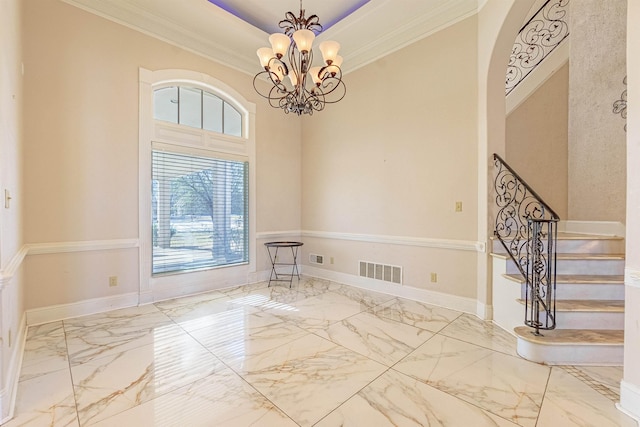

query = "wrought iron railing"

[
  {"left": 506, "top": 0, "right": 570, "bottom": 95},
  {"left": 493, "top": 154, "right": 559, "bottom": 335}
]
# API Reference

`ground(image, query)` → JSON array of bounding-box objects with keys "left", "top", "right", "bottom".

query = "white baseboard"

[
  {"left": 558, "top": 220, "right": 626, "bottom": 237},
  {"left": 24, "top": 269, "right": 274, "bottom": 325},
  {"left": 302, "top": 265, "right": 477, "bottom": 314},
  {"left": 618, "top": 380, "right": 640, "bottom": 424},
  {"left": 26, "top": 292, "right": 139, "bottom": 325},
  {"left": 477, "top": 301, "right": 493, "bottom": 320},
  {"left": 138, "top": 289, "right": 154, "bottom": 305},
  {"left": 0, "top": 313, "right": 27, "bottom": 424}
]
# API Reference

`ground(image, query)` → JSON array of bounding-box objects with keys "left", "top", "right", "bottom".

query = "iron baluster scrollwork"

[
  {"left": 525, "top": 219, "right": 558, "bottom": 335},
  {"left": 493, "top": 154, "right": 559, "bottom": 335},
  {"left": 506, "top": 0, "right": 570, "bottom": 95}
]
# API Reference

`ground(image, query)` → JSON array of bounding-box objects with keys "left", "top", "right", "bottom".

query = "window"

[
  {"left": 152, "top": 150, "right": 248, "bottom": 275},
  {"left": 140, "top": 68, "right": 256, "bottom": 299},
  {"left": 153, "top": 86, "right": 242, "bottom": 137}
]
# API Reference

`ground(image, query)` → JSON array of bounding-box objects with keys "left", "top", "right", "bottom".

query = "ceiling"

[
  {"left": 61, "top": 0, "right": 481, "bottom": 75},
  {"left": 208, "top": 0, "right": 373, "bottom": 35}
]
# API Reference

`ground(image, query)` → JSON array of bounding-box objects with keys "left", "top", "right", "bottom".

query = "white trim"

[
  {"left": 138, "top": 289, "right": 154, "bottom": 305},
  {"left": 0, "top": 388, "right": 5, "bottom": 424},
  {"left": 61, "top": 0, "right": 479, "bottom": 77},
  {"left": 625, "top": 268, "right": 640, "bottom": 289},
  {"left": 26, "top": 239, "right": 139, "bottom": 255},
  {"left": 477, "top": 301, "right": 493, "bottom": 320},
  {"left": 506, "top": 39, "right": 569, "bottom": 115},
  {"left": 150, "top": 265, "right": 256, "bottom": 303},
  {"left": 25, "top": 292, "right": 140, "bottom": 326},
  {"left": 338, "top": 0, "right": 479, "bottom": 75},
  {"left": 138, "top": 68, "right": 257, "bottom": 304},
  {"left": 256, "top": 230, "right": 302, "bottom": 240},
  {"left": 618, "top": 380, "right": 640, "bottom": 423},
  {"left": 303, "top": 265, "right": 477, "bottom": 314},
  {"left": 0, "top": 313, "right": 27, "bottom": 424},
  {"left": 0, "top": 246, "right": 28, "bottom": 289},
  {"left": 558, "top": 220, "right": 626, "bottom": 237},
  {"left": 302, "top": 230, "right": 485, "bottom": 252}
]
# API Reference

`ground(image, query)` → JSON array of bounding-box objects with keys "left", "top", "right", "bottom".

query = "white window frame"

[{"left": 139, "top": 68, "right": 256, "bottom": 303}]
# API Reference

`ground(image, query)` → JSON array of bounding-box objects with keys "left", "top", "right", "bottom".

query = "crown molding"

[
  {"left": 60, "top": 0, "right": 265, "bottom": 75},
  {"left": 61, "top": 0, "right": 479, "bottom": 76}
]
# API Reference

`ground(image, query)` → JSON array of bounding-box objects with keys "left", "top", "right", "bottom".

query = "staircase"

[{"left": 492, "top": 231, "right": 625, "bottom": 365}]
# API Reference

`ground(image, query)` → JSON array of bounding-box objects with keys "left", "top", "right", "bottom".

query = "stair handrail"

[{"left": 493, "top": 153, "right": 559, "bottom": 335}]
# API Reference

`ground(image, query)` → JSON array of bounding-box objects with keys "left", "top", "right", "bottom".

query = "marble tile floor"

[{"left": 4, "top": 277, "right": 637, "bottom": 427}]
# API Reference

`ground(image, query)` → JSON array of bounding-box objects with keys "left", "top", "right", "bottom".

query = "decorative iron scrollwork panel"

[
  {"left": 493, "top": 154, "right": 558, "bottom": 335},
  {"left": 506, "top": 0, "right": 570, "bottom": 95}
]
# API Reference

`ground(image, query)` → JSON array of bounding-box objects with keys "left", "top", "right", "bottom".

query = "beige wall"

[
  {"left": 0, "top": 0, "right": 24, "bottom": 263},
  {"left": 301, "top": 16, "right": 480, "bottom": 299},
  {"left": 622, "top": 0, "right": 640, "bottom": 418},
  {"left": 22, "top": 0, "right": 301, "bottom": 309},
  {"left": 0, "top": 0, "right": 25, "bottom": 420},
  {"left": 568, "top": 0, "right": 627, "bottom": 222},
  {"left": 506, "top": 63, "right": 569, "bottom": 218}
]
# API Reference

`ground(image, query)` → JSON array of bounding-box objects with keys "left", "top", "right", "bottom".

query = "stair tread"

[
  {"left": 514, "top": 326, "right": 624, "bottom": 345},
  {"left": 491, "top": 252, "right": 624, "bottom": 260},
  {"left": 555, "top": 232, "right": 624, "bottom": 240},
  {"left": 503, "top": 273, "right": 624, "bottom": 284},
  {"left": 491, "top": 233, "right": 624, "bottom": 241},
  {"left": 556, "top": 253, "right": 625, "bottom": 260},
  {"left": 517, "top": 299, "right": 624, "bottom": 311}
]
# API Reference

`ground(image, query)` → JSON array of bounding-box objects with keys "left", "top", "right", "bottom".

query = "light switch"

[{"left": 4, "top": 190, "right": 11, "bottom": 209}]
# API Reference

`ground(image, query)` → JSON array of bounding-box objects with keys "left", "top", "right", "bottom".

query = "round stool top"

[{"left": 264, "top": 241, "right": 304, "bottom": 247}]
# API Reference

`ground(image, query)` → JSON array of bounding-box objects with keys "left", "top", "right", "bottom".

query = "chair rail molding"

[
  {"left": 302, "top": 230, "right": 485, "bottom": 252},
  {"left": 0, "top": 246, "right": 28, "bottom": 289},
  {"left": 26, "top": 239, "right": 140, "bottom": 255}
]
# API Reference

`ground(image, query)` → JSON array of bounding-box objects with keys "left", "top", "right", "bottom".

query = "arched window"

[
  {"left": 153, "top": 86, "right": 243, "bottom": 137},
  {"left": 139, "top": 69, "right": 256, "bottom": 302}
]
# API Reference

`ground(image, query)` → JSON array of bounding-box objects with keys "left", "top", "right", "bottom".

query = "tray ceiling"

[{"left": 61, "top": 0, "right": 480, "bottom": 75}]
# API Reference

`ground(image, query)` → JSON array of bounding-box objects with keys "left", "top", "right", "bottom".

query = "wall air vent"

[
  {"left": 359, "top": 261, "right": 402, "bottom": 284},
  {"left": 309, "top": 254, "right": 324, "bottom": 265}
]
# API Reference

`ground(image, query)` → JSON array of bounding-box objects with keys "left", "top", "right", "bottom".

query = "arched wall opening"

[{"left": 476, "top": 0, "right": 536, "bottom": 318}]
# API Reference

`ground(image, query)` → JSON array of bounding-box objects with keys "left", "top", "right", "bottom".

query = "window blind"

[{"left": 151, "top": 150, "right": 248, "bottom": 275}]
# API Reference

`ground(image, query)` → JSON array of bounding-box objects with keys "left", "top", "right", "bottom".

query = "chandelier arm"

[
  {"left": 267, "top": 57, "right": 289, "bottom": 80},
  {"left": 315, "top": 76, "right": 346, "bottom": 103},
  {"left": 253, "top": 4, "right": 345, "bottom": 116},
  {"left": 253, "top": 71, "right": 290, "bottom": 102},
  {"left": 306, "top": 91, "right": 325, "bottom": 114}
]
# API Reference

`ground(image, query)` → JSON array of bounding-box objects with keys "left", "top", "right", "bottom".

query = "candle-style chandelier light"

[{"left": 253, "top": 3, "right": 346, "bottom": 116}]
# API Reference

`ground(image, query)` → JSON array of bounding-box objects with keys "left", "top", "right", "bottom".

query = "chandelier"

[{"left": 253, "top": 3, "right": 346, "bottom": 116}]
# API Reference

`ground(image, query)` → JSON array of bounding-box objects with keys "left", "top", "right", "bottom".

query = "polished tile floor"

[{"left": 5, "top": 278, "right": 636, "bottom": 426}]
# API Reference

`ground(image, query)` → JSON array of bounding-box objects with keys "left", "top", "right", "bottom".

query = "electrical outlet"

[
  {"left": 109, "top": 276, "right": 118, "bottom": 287},
  {"left": 330, "top": 257, "right": 334, "bottom": 265},
  {"left": 430, "top": 272, "right": 438, "bottom": 283},
  {"left": 455, "top": 201, "right": 462, "bottom": 212}
]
